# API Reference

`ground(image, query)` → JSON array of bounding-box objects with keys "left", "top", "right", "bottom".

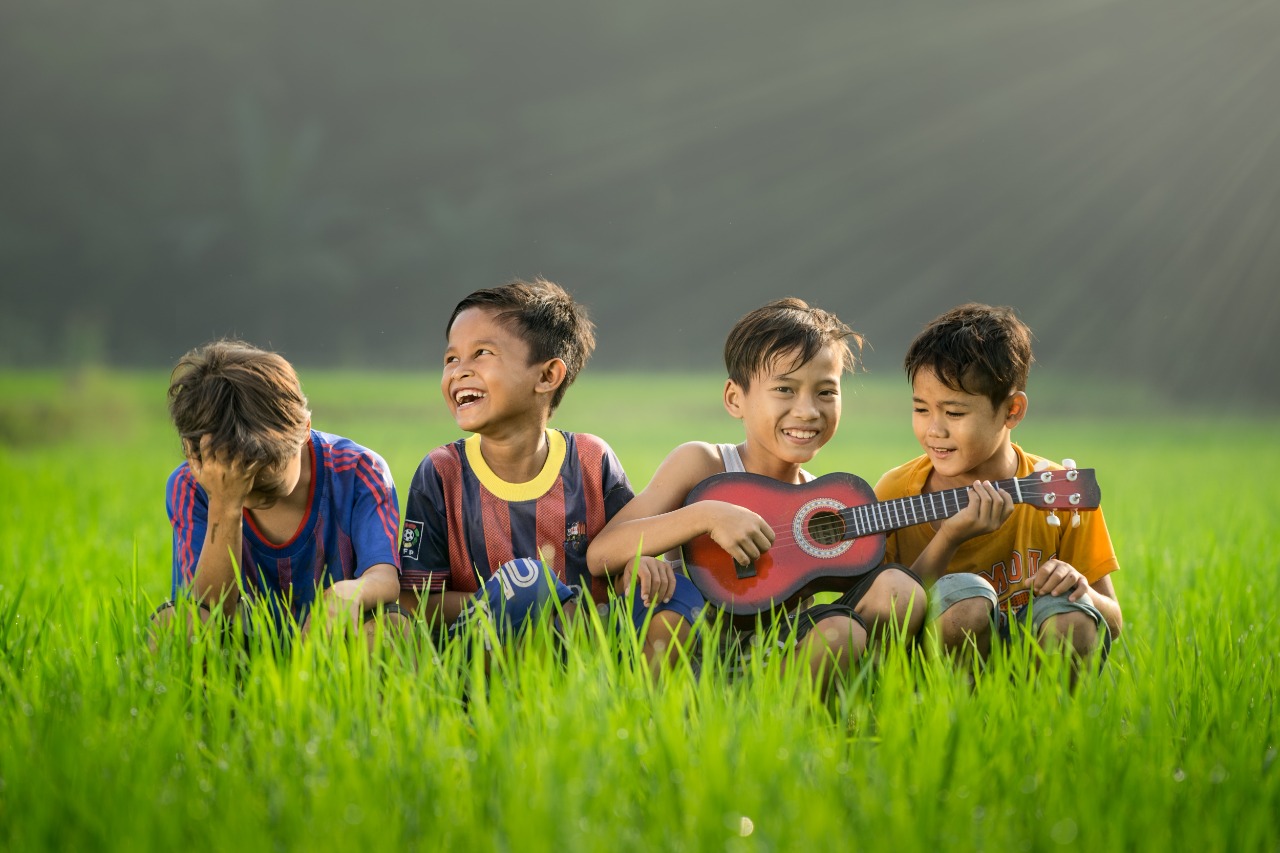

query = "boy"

[
  {"left": 397, "top": 278, "right": 704, "bottom": 669},
  {"left": 874, "top": 303, "right": 1123, "bottom": 665},
  {"left": 157, "top": 340, "right": 403, "bottom": 644},
  {"left": 587, "top": 298, "right": 925, "bottom": 693}
]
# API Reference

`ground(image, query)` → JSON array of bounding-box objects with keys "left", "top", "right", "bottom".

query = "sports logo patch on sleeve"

[{"left": 400, "top": 520, "right": 424, "bottom": 561}]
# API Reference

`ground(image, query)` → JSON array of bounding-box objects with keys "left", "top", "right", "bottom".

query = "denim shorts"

[{"left": 928, "top": 572, "right": 1109, "bottom": 653}]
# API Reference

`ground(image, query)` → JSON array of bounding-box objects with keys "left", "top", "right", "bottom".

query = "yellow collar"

[{"left": 464, "top": 429, "right": 566, "bottom": 502}]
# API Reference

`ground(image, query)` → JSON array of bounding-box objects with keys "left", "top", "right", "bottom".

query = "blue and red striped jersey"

[
  {"left": 166, "top": 429, "right": 401, "bottom": 623},
  {"left": 399, "top": 430, "right": 633, "bottom": 603}
]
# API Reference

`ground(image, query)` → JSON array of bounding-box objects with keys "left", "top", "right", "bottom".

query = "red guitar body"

[{"left": 681, "top": 472, "right": 886, "bottom": 615}]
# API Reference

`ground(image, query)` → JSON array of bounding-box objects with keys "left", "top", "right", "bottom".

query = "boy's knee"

[
  {"left": 644, "top": 610, "right": 691, "bottom": 660},
  {"left": 936, "top": 596, "right": 994, "bottom": 650},
  {"left": 879, "top": 568, "right": 926, "bottom": 621},
  {"left": 647, "top": 609, "right": 689, "bottom": 640},
  {"left": 1040, "top": 611, "right": 1099, "bottom": 656},
  {"left": 811, "top": 614, "right": 867, "bottom": 660},
  {"left": 858, "top": 568, "right": 926, "bottom": 626}
]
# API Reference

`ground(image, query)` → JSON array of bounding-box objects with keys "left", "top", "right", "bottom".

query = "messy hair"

[
  {"left": 724, "top": 297, "right": 863, "bottom": 388},
  {"left": 446, "top": 277, "right": 596, "bottom": 411},
  {"left": 904, "top": 303, "right": 1034, "bottom": 406},
  {"left": 167, "top": 339, "right": 311, "bottom": 470}
]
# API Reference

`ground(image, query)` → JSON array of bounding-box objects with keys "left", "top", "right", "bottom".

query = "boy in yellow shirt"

[{"left": 875, "top": 303, "right": 1122, "bottom": 664}]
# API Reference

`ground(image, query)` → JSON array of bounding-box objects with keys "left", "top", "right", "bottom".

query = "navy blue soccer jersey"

[
  {"left": 167, "top": 429, "right": 401, "bottom": 623},
  {"left": 399, "top": 429, "right": 633, "bottom": 603}
]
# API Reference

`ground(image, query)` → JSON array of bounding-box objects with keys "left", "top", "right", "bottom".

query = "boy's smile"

[
  {"left": 725, "top": 344, "right": 843, "bottom": 481},
  {"left": 911, "top": 367, "right": 1025, "bottom": 488}
]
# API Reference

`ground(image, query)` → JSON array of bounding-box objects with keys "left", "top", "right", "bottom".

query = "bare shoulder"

[
  {"left": 653, "top": 442, "right": 724, "bottom": 486},
  {"left": 623, "top": 441, "right": 725, "bottom": 515}
]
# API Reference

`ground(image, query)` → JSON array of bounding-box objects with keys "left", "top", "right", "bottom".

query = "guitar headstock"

[{"left": 1023, "top": 459, "right": 1101, "bottom": 527}]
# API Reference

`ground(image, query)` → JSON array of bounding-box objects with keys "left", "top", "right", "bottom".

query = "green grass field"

[{"left": 1, "top": 369, "right": 1278, "bottom": 851}]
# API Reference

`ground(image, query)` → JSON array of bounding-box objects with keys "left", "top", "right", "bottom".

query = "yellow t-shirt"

[{"left": 873, "top": 444, "right": 1119, "bottom": 612}]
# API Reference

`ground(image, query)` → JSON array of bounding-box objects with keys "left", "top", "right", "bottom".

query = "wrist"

[{"left": 206, "top": 494, "right": 247, "bottom": 522}]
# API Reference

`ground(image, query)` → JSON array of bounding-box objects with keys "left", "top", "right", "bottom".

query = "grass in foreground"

[{"left": 0, "top": 369, "right": 1278, "bottom": 851}]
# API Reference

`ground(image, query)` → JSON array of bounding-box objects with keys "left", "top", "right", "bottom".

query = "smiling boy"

[
  {"left": 875, "top": 303, "right": 1123, "bottom": 665},
  {"left": 587, "top": 298, "right": 924, "bottom": 693},
  {"left": 398, "top": 279, "right": 703, "bottom": 666}
]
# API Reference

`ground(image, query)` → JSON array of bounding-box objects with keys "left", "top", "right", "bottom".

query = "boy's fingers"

[{"left": 661, "top": 564, "right": 676, "bottom": 603}]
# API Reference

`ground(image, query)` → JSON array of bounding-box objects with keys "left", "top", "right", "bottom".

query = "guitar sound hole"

[{"left": 807, "top": 510, "right": 845, "bottom": 546}]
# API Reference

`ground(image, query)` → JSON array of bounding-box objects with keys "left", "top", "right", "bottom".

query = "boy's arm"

[
  {"left": 397, "top": 461, "right": 472, "bottom": 627},
  {"left": 1025, "top": 502, "right": 1123, "bottom": 637},
  {"left": 1026, "top": 560, "right": 1123, "bottom": 638},
  {"left": 905, "top": 480, "right": 1014, "bottom": 585},
  {"left": 1084, "top": 573, "right": 1122, "bottom": 638},
  {"left": 586, "top": 442, "right": 775, "bottom": 576},
  {"left": 319, "top": 563, "right": 402, "bottom": 624},
  {"left": 322, "top": 448, "right": 404, "bottom": 620},
  {"left": 177, "top": 436, "right": 260, "bottom": 616}
]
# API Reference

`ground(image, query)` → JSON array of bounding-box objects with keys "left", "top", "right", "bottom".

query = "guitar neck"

[{"left": 844, "top": 475, "right": 1031, "bottom": 539}]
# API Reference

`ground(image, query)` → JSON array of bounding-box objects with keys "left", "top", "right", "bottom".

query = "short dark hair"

[
  {"left": 446, "top": 277, "right": 596, "bottom": 411},
  {"left": 904, "top": 303, "right": 1034, "bottom": 406},
  {"left": 167, "top": 339, "right": 311, "bottom": 470},
  {"left": 724, "top": 297, "right": 863, "bottom": 388}
]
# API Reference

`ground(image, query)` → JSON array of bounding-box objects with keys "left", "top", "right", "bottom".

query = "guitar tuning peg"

[
  {"left": 1061, "top": 458, "right": 1077, "bottom": 470},
  {"left": 1034, "top": 459, "right": 1052, "bottom": 472},
  {"left": 1071, "top": 511, "right": 1081, "bottom": 529},
  {"left": 1046, "top": 511, "right": 1061, "bottom": 528}
]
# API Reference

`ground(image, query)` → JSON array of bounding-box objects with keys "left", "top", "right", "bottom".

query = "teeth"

[
  {"left": 455, "top": 390, "right": 486, "bottom": 406},
  {"left": 785, "top": 429, "right": 819, "bottom": 439}
]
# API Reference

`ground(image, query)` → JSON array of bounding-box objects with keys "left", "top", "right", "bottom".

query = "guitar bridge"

[{"left": 735, "top": 560, "right": 757, "bottom": 580}]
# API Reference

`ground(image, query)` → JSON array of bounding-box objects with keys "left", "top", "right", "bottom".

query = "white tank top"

[{"left": 717, "top": 443, "right": 746, "bottom": 473}]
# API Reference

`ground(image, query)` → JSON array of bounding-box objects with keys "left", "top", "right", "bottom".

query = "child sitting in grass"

[
  {"left": 875, "top": 303, "right": 1123, "bottom": 669},
  {"left": 397, "top": 278, "right": 704, "bottom": 670},
  {"left": 156, "top": 340, "right": 404, "bottom": 646},
  {"left": 587, "top": 298, "right": 925, "bottom": 695}
]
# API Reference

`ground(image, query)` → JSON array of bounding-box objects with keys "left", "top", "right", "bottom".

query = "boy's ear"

[
  {"left": 1004, "top": 391, "right": 1028, "bottom": 427},
  {"left": 723, "top": 379, "right": 746, "bottom": 420},
  {"left": 535, "top": 358, "right": 568, "bottom": 396}
]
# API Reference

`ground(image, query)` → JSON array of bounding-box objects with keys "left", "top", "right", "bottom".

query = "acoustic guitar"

[{"left": 681, "top": 464, "right": 1100, "bottom": 614}]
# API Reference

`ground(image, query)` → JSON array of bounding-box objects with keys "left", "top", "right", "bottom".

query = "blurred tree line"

[{"left": 1, "top": 0, "right": 1277, "bottom": 403}]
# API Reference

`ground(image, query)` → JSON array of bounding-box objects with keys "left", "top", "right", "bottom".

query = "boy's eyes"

[{"left": 444, "top": 348, "right": 494, "bottom": 365}]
